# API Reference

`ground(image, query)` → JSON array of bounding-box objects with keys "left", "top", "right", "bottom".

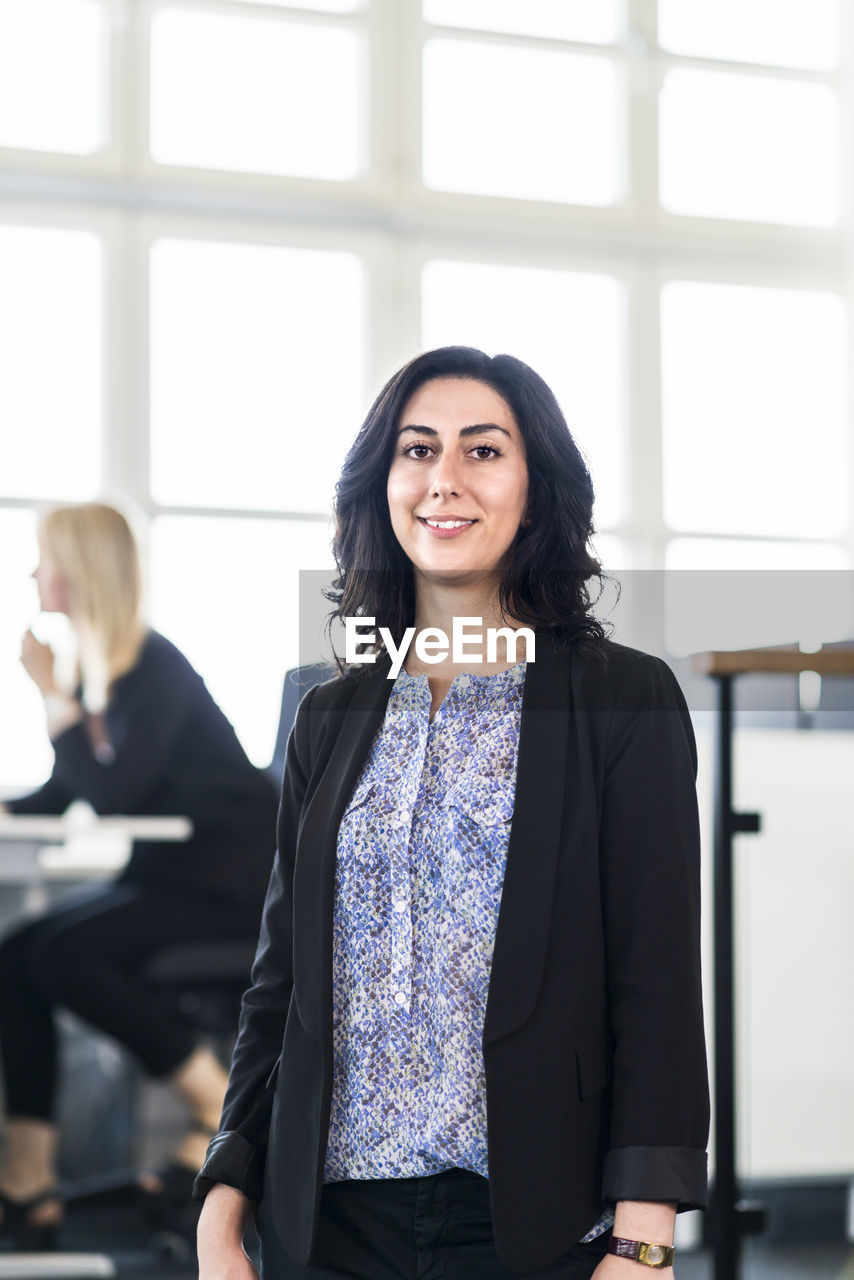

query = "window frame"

[{"left": 0, "top": 0, "right": 852, "bottom": 780}]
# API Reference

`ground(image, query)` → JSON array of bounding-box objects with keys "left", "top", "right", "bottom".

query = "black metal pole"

[{"left": 712, "top": 674, "right": 738, "bottom": 1280}]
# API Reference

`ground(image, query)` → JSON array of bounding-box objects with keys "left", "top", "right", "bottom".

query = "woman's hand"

[
  {"left": 20, "top": 630, "right": 58, "bottom": 696},
  {"left": 197, "top": 1183, "right": 259, "bottom": 1280},
  {"left": 20, "top": 631, "right": 82, "bottom": 739}
]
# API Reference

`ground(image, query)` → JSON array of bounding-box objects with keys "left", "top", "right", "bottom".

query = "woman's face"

[
  {"left": 32, "top": 552, "right": 73, "bottom": 614},
  {"left": 386, "top": 376, "right": 529, "bottom": 585}
]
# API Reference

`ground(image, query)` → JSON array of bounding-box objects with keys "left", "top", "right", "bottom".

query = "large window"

[
  {"left": 149, "top": 238, "right": 366, "bottom": 513},
  {"left": 0, "top": 225, "right": 103, "bottom": 501},
  {"left": 0, "top": 0, "right": 108, "bottom": 155},
  {"left": 1, "top": 0, "right": 851, "bottom": 784},
  {"left": 149, "top": 9, "right": 366, "bottom": 179}
]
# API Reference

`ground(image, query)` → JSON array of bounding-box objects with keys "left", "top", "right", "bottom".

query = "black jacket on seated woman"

[
  {"left": 0, "top": 501, "right": 278, "bottom": 1251},
  {"left": 7, "top": 627, "right": 278, "bottom": 910}
]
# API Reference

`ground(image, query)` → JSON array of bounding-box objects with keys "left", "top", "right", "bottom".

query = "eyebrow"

[{"left": 397, "top": 423, "right": 512, "bottom": 439}]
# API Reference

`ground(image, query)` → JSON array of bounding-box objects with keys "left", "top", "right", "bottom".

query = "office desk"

[
  {"left": 0, "top": 1257, "right": 116, "bottom": 1279},
  {"left": 0, "top": 814, "right": 192, "bottom": 911},
  {"left": 0, "top": 815, "right": 193, "bottom": 1278}
]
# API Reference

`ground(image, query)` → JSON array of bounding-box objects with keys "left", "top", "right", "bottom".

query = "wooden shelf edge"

[{"left": 691, "top": 647, "right": 854, "bottom": 677}]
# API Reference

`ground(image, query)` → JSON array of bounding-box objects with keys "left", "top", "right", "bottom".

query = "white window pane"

[
  {"left": 0, "top": 0, "right": 105, "bottom": 154},
  {"left": 0, "top": 226, "right": 102, "bottom": 500},
  {"left": 150, "top": 516, "right": 333, "bottom": 766},
  {"left": 659, "top": 0, "right": 838, "bottom": 71},
  {"left": 664, "top": 541, "right": 851, "bottom": 655},
  {"left": 232, "top": 0, "right": 361, "bottom": 9},
  {"left": 150, "top": 239, "right": 366, "bottom": 513},
  {"left": 661, "top": 283, "right": 847, "bottom": 540},
  {"left": 150, "top": 9, "right": 364, "bottom": 180},
  {"left": 0, "top": 509, "right": 56, "bottom": 790},
  {"left": 424, "top": 0, "right": 618, "bottom": 44},
  {"left": 660, "top": 69, "right": 839, "bottom": 226},
  {"left": 422, "top": 261, "right": 625, "bottom": 527},
  {"left": 591, "top": 534, "right": 629, "bottom": 569},
  {"left": 667, "top": 539, "right": 849, "bottom": 571},
  {"left": 423, "top": 40, "right": 620, "bottom": 205}
]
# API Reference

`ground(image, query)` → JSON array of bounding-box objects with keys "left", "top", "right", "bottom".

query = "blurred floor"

[
  {"left": 13, "top": 1215, "right": 853, "bottom": 1280},
  {"left": 8, "top": 1180, "right": 853, "bottom": 1280},
  {"left": 678, "top": 1246, "right": 854, "bottom": 1279},
  {"left": 13, "top": 1248, "right": 853, "bottom": 1280}
]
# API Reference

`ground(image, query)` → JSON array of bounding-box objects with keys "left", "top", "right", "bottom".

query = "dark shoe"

[{"left": 0, "top": 1186, "right": 62, "bottom": 1251}]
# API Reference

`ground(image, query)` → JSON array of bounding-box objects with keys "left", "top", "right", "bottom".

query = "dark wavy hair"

[{"left": 325, "top": 346, "right": 615, "bottom": 673}]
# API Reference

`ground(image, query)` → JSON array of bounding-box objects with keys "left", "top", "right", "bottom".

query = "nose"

[{"left": 430, "top": 451, "right": 464, "bottom": 499}]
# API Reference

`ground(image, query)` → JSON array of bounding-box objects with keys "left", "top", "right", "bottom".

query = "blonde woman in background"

[{"left": 0, "top": 501, "right": 279, "bottom": 1250}]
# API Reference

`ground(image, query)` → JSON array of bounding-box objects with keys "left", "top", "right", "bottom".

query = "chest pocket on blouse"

[
  {"left": 341, "top": 777, "right": 409, "bottom": 825},
  {"left": 341, "top": 776, "right": 378, "bottom": 819},
  {"left": 441, "top": 773, "right": 516, "bottom": 829},
  {"left": 336, "top": 776, "right": 409, "bottom": 879},
  {"left": 438, "top": 774, "right": 516, "bottom": 915}
]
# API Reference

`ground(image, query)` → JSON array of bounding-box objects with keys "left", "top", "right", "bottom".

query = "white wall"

[{"left": 696, "top": 725, "right": 854, "bottom": 1179}]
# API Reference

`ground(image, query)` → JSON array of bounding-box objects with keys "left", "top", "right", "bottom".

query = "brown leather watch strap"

[
  {"left": 610, "top": 1235, "right": 641, "bottom": 1260},
  {"left": 608, "top": 1236, "right": 675, "bottom": 1267}
]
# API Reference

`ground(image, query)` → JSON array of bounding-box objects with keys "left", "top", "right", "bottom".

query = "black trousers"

[
  {"left": 256, "top": 1169, "right": 612, "bottom": 1280},
  {"left": 0, "top": 881, "right": 258, "bottom": 1121}
]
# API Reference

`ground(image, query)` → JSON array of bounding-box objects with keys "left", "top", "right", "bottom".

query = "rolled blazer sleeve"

[
  {"left": 193, "top": 683, "right": 318, "bottom": 1205},
  {"left": 598, "top": 653, "right": 710, "bottom": 1211}
]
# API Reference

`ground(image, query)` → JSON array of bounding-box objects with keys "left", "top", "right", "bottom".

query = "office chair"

[
  {"left": 266, "top": 661, "right": 336, "bottom": 786},
  {"left": 59, "top": 939, "right": 258, "bottom": 1263}
]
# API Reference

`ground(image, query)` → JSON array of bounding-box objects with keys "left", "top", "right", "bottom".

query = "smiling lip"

[{"left": 418, "top": 516, "right": 477, "bottom": 539}]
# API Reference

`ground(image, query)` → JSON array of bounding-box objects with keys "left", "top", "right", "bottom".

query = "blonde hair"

[{"left": 38, "top": 502, "right": 147, "bottom": 699}]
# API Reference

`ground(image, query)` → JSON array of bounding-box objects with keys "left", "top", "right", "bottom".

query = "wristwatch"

[{"left": 608, "top": 1235, "right": 675, "bottom": 1268}]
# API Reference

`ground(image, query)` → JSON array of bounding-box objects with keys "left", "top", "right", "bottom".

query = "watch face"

[{"left": 646, "top": 1245, "right": 666, "bottom": 1265}]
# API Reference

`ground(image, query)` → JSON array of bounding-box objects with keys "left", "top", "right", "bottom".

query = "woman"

[
  {"left": 0, "top": 501, "right": 279, "bottom": 1248},
  {"left": 195, "top": 347, "right": 709, "bottom": 1279}
]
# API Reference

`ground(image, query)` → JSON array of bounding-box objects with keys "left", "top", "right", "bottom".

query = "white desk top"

[
  {"left": 0, "top": 1255, "right": 116, "bottom": 1279},
  {"left": 0, "top": 815, "right": 192, "bottom": 843},
  {"left": 0, "top": 814, "right": 192, "bottom": 883}
]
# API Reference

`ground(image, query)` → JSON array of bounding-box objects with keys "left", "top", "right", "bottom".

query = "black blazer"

[
  {"left": 7, "top": 629, "right": 278, "bottom": 913},
  {"left": 196, "top": 635, "right": 710, "bottom": 1274}
]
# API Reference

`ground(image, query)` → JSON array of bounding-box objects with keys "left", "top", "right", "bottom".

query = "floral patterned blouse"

[{"left": 323, "top": 661, "right": 613, "bottom": 1244}]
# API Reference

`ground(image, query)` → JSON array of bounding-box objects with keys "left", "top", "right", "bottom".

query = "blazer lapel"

[
  {"left": 483, "top": 637, "right": 572, "bottom": 1048},
  {"left": 292, "top": 661, "right": 393, "bottom": 1043}
]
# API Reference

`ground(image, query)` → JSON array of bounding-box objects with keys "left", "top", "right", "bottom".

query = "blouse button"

[
  {"left": 393, "top": 991, "right": 407, "bottom": 1006},
  {"left": 393, "top": 898, "right": 408, "bottom": 912}
]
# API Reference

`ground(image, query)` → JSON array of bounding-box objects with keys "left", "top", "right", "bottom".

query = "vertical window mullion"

[
  {"left": 620, "top": 269, "right": 654, "bottom": 547},
  {"left": 838, "top": 0, "right": 854, "bottom": 574},
  {"left": 624, "top": 0, "right": 660, "bottom": 223},
  {"left": 368, "top": 0, "right": 409, "bottom": 194},
  {"left": 102, "top": 215, "right": 152, "bottom": 516}
]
